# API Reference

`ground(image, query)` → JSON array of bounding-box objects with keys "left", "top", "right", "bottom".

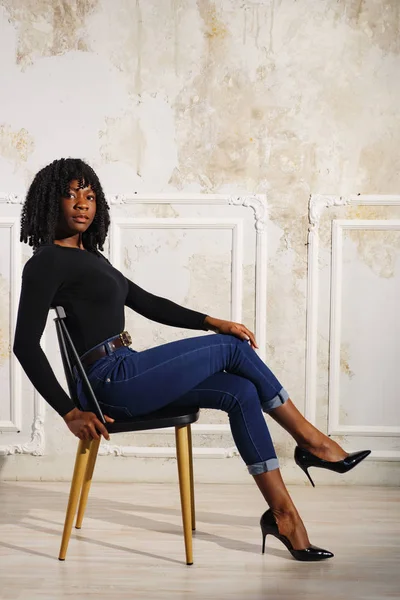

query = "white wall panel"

[
  {"left": 0, "top": 194, "right": 267, "bottom": 463},
  {"left": 329, "top": 220, "right": 400, "bottom": 437},
  {"left": 306, "top": 195, "right": 400, "bottom": 462},
  {"left": 0, "top": 218, "right": 19, "bottom": 430},
  {"left": 100, "top": 194, "right": 267, "bottom": 457},
  {"left": 0, "top": 208, "right": 45, "bottom": 456}
]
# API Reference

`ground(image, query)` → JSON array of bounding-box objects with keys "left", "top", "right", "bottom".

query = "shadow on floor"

[{"left": 0, "top": 480, "right": 290, "bottom": 562}]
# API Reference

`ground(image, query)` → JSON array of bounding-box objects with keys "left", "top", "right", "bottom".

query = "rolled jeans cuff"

[
  {"left": 247, "top": 457, "right": 279, "bottom": 475},
  {"left": 261, "top": 388, "right": 289, "bottom": 413}
]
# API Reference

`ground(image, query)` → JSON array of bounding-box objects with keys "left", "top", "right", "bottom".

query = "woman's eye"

[{"left": 87, "top": 195, "right": 95, "bottom": 201}]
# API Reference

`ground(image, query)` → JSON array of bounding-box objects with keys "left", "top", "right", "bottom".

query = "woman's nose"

[{"left": 75, "top": 201, "right": 89, "bottom": 210}]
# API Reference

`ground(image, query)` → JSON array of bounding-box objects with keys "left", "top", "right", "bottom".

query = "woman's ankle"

[
  {"left": 299, "top": 434, "right": 348, "bottom": 461},
  {"left": 294, "top": 423, "right": 325, "bottom": 450},
  {"left": 271, "top": 508, "right": 310, "bottom": 549},
  {"left": 270, "top": 505, "right": 298, "bottom": 521}
]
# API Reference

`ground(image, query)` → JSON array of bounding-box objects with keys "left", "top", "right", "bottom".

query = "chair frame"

[{"left": 53, "top": 306, "right": 196, "bottom": 565}]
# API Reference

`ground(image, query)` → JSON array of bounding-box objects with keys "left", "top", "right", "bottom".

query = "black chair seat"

[{"left": 107, "top": 406, "right": 200, "bottom": 434}]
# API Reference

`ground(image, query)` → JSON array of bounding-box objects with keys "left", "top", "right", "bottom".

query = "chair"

[{"left": 53, "top": 306, "right": 198, "bottom": 565}]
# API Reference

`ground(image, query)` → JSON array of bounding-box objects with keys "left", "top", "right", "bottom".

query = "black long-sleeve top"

[{"left": 13, "top": 244, "right": 208, "bottom": 417}]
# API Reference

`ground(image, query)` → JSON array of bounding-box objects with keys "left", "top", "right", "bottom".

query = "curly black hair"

[{"left": 20, "top": 158, "right": 110, "bottom": 252}]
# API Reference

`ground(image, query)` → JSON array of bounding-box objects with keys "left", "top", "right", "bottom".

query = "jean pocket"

[
  {"left": 98, "top": 401, "right": 133, "bottom": 421},
  {"left": 89, "top": 357, "right": 114, "bottom": 382}
]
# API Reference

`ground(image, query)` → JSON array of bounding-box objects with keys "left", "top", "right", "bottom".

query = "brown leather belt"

[{"left": 80, "top": 331, "right": 132, "bottom": 370}]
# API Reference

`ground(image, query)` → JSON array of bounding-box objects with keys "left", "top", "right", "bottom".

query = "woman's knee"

[
  {"left": 212, "top": 333, "right": 246, "bottom": 345},
  {"left": 222, "top": 378, "right": 260, "bottom": 414}
]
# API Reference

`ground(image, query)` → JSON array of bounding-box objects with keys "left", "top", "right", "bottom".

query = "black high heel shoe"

[
  {"left": 260, "top": 509, "right": 333, "bottom": 561},
  {"left": 294, "top": 446, "right": 371, "bottom": 487}
]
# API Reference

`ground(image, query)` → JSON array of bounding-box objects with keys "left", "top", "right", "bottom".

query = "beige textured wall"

[{"left": 0, "top": 0, "right": 399, "bottom": 483}]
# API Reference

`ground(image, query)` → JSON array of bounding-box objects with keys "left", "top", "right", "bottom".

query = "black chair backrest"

[{"left": 53, "top": 306, "right": 106, "bottom": 424}]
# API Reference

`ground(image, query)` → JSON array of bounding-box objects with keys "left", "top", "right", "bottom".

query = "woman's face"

[{"left": 57, "top": 179, "right": 97, "bottom": 238}]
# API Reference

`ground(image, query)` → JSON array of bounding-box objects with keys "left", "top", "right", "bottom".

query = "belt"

[{"left": 80, "top": 331, "right": 132, "bottom": 370}]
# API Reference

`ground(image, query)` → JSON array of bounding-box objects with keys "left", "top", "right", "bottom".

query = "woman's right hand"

[{"left": 63, "top": 407, "right": 114, "bottom": 441}]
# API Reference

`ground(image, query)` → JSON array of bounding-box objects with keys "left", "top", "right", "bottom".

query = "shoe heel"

[
  {"left": 302, "top": 466, "right": 315, "bottom": 488},
  {"left": 261, "top": 532, "right": 267, "bottom": 554}
]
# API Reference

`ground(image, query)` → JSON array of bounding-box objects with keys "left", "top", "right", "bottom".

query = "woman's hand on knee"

[
  {"left": 63, "top": 407, "right": 114, "bottom": 441},
  {"left": 204, "top": 316, "right": 258, "bottom": 349}
]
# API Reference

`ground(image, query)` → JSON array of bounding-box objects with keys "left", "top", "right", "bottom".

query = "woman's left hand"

[{"left": 204, "top": 316, "right": 258, "bottom": 349}]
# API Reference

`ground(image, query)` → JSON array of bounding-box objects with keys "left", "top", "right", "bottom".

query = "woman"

[{"left": 13, "top": 158, "right": 370, "bottom": 562}]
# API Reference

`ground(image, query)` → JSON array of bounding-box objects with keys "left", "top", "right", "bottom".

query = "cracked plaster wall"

[{"left": 0, "top": 0, "right": 399, "bottom": 482}]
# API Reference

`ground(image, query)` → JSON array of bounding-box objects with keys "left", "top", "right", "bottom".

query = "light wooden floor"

[{"left": 0, "top": 482, "right": 399, "bottom": 600}]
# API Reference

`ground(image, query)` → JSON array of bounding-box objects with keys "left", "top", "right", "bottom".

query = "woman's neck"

[{"left": 53, "top": 233, "right": 84, "bottom": 249}]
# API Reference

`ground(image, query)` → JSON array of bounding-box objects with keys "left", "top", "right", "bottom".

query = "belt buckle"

[{"left": 119, "top": 331, "right": 132, "bottom": 347}]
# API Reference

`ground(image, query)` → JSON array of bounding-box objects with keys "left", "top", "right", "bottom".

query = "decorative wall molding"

[
  {"left": 306, "top": 195, "right": 400, "bottom": 461},
  {"left": 306, "top": 195, "right": 400, "bottom": 424},
  {"left": 111, "top": 217, "right": 244, "bottom": 325},
  {"left": 99, "top": 445, "right": 400, "bottom": 460},
  {"left": 0, "top": 195, "right": 24, "bottom": 206},
  {"left": 328, "top": 219, "right": 400, "bottom": 438},
  {"left": 98, "top": 444, "right": 240, "bottom": 459},
  {"left": 103, "top": 195, "right": 268, "bottom": 457},
  {"left": 0, "top": 213, "right": 46, "bottom": 456},
  {"left": 109, "top": 196, "right": 267, "bottom": 351},
  {"left": 308, "top": 194, "right": 351, "bottom": 231},
  {"left": 107, "top": 193, "right": 267, "bottom": 233},
  {"left": 99, "top": 423, "right": 242, "bottom": 457},
  {"left": 109, "top": 193, "right": 268, "bottom": 359},
  {"left": 228, "top": 195, "right": 267, "bottom": 233},
  {"left": 0, "top": 193, "right": 266, "bottom": 460},
  {"left": 0, "top": 192, "right": 267, "bottom": 363},
  {"left": 131, "top": 424, "right": 233, "bottom": 434},
  {"left": 0, "top": 192, "right": 267, "bottom": 231},
  {"left": 109, "top": 217, "right": 243, "bottom": 445},
  {"left": 0, "top": 218, "right": 22, "bottom": 432},
  {"left": 97, "top": 447, "right": 400, "bottom": 460},
  {"left": 0, "top": 399, "right": 46, "bottom": 456},
  {"left": 308, "top": 194, "right": 400, "bottom": 231}
]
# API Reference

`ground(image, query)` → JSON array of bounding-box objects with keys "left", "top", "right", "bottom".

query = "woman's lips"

[{"left": 72, "top": 216, "right": 89, "bottom": 223}]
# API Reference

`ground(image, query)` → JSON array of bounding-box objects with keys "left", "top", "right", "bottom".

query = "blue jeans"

[{"left": 76, "top": 334, "right": 289, "bottom": 475}]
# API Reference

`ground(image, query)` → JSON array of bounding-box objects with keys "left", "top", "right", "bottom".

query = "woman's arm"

[
  {"left": 13, "top": 251, "right": 76, "bottom": 417},
  {"left": 124, "top": 277, "right": 209, "bottom": 330},
  {"left": 124, "top": 277, "right": 258, "bottom": 348}
]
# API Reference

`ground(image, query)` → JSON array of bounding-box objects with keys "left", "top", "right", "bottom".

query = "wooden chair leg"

[
  {"left": 175, "top": 425, "right": 193, "bottom": 565},
  {"left": 187, "top": 424, "right": 196, "bottom": 531},
  {"left": 58, "top": 439, "right": 91, "bottom": 561},
  {"left": 75, "top": 437, "right": 101, "bottom": 529}
]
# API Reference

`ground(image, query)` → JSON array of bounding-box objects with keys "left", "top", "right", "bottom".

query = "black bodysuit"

[{"left": 13, "top": 245, "right": 208, "bottom": 417}]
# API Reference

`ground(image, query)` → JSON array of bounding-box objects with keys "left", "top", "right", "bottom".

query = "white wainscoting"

[
  {"left": 329, "top": 219, "right": 400, "bottom": 438},
  {"left": 0, "top": 211, "right": 46, "bottom": 456},
  {"left": 306, "top": 195, "right": 400, "bottom": 461},
  {"left": 0, "top": 218, "right": 21, "bottom": 432},
  {"left": 100, "top": 194, "right": 267, "bottom": 458},
  {"left": 110, "top": 218, "right": 244, "bottom": 324},
  {"left": 0, "top": 193, "right": 267, "bottom": 462}
]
